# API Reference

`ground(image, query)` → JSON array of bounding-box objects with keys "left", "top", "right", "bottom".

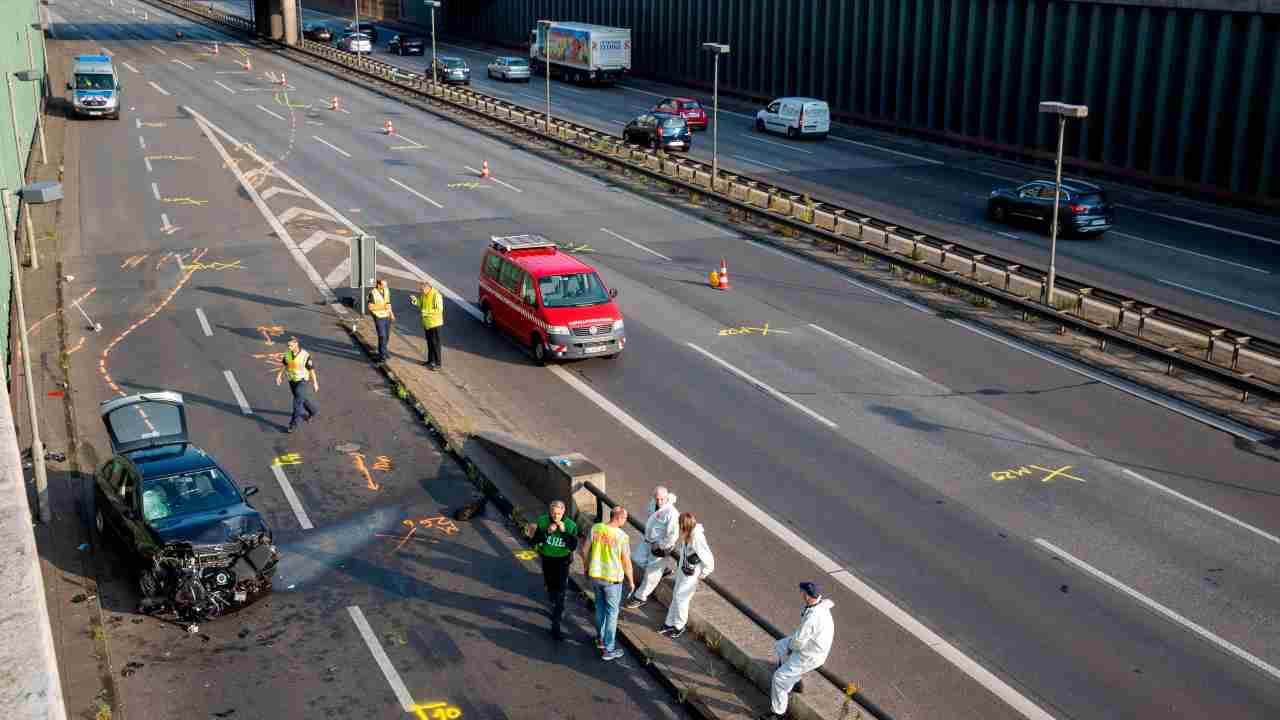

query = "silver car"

[
  {"left": 338, "top": 32, "right": 372, "bottom": 54},
  {"left": 487, "top": 56, "right": 531, "bottom": 82}
]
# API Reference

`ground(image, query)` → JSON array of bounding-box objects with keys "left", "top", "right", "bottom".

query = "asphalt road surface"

[
  {"left": 46, "top": 2, "right": 1280, "bottom": 720},
  {"left": 209, "top": 0, "right": 1280, "bottom": 344}
]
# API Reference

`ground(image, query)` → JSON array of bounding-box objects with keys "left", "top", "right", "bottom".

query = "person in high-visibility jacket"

[
  {"left": 410, "top": 279, "right": 444, "bottom": 370},
  {"left": 368, "top": 279, "right": 395, "bottom": 363},
  {"left": 275, "top": 336, "right": 318, "bottom": 433}
]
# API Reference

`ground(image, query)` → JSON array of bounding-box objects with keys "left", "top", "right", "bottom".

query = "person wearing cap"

[
  {"left": 368, "top": 278, "right": 395, "bottom": 363},
  {"left": 759, "top": 582, "right": 835, "bottom": 719},
  {"left": 624, "top": 485, "right": 679, "bottom": 610},
  {"left": 275, "top": 336, "right": 318, "bottom": 433},
  {"left": 410, "top": 279, "right": 444, "bottom": 370}
]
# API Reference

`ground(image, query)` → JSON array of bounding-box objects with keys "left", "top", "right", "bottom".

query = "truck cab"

[{"left": 68, "top": 55, "right": 122, "bottom": 120}]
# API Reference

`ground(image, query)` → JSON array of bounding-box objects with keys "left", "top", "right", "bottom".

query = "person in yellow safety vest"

[
  {"left": 368, "top": 279, "right": 396, "bottom": 363},
  {"left": 410, "top": 279, "right": 445, "bottom": 371},
  {"left": 275, "top": 336, "right": 318, "bottom": 433}
]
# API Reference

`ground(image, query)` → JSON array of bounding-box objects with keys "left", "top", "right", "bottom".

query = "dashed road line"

[
  {"left": 195, "top": 308, "right": 213, "bottom": 336},
  {"left": 347, "top": 606, "right": 416, "bottom": 711},
  {"left": 744, "top": 134, "right": 814, "bottom": 154},
  {"left": 808, "top": 323, "right": 926, "bottom": 379},
  {"left": 1120, "top": 469, "right": 1280, "bottom": 547},
  {"left": 214, "top": 80, "right": 237, "bottom": 94},
  {"left": 143, "top": 156, "right": 153, "bottom": 172},
  {"left": 148, "top": 80, "right": 171, "bottom": 96},
  {"left": 464, "top": 166, "right": 521, "bottom": 192},
  {"left": 223, "top": 370, "right": 252, "bottom": 414},
  {"left": 256, "top": 104, "right": 286, "bottom": 121},
  {"left": 731, "top": 154, "right": 789, "bottom": 172},
  {"left": 151, "top": 45, "right": 167, "bottom": 55},
  {"left": 1111, "top": 231, "right": 1269, "bottom": 274},
  {"left": 172, "top": 58, "right": 196, "bottom": 70},
  {"left": 827, "top": 135, "right": 945, "bottom": 165},
  {"left": 151, "top": 182, "right": 161, "bottom": 200},
  {"left": 1117, "top": 205, "right": 1278, "bottom": 246},
  {"left": 388, "top": 177, "right": 443, "bottom": 208},
  {"left": 121, "top": 61, "right": 139, "bottom": 73},
  {"left": 685, "top": 342, "right": 839, "bottom": 429},
  {"left": 138, "top": 135, "right": 146, "bottom": 150},
  {"left": 1154, "top": 279, "right": 1280, "bottom": 318},
  {"left": 600, "top": 227, "right": 670, "bottom": 261},
  {"left": 313, "top": 135, "right": 350, "bottom": 157},
  {"left": 271, "top": 464, "right": 314, "bottom": 529}
]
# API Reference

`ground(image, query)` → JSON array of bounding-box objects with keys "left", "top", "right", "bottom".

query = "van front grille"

[{"left": 571, "top": 323, "right": 613, "bottom": 337}]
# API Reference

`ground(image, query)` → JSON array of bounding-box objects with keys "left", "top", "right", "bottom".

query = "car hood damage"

[
  {"left": 151, "top": 505, "right": 268, "bottom": 545},
  {"left": 139, "top": 518, "right": 279, "bottom": 625}
]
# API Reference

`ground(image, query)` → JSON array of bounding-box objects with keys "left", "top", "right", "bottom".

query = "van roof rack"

[
  {"left": 491, "top": 234, "right": 557, "bottom": 253},
  {"left": 74, "top": 55, "right": 113, "bottom": 64}
]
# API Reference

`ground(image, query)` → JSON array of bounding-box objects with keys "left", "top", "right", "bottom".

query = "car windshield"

[
  {"left": 75, "top": 73, "right": 115, "bottom": 90},
  {"left": 507, "top": 58, "right": 528, "bottom": 66},
  {"left": 142, "top": 467, "right": 241, "bottom": 523},
  {"left": 539, "top": 272, "right": 611, "bottom": 308},
  {"left": 442, "top": 58, "right": 465, "bottom": 68},
  {"left": 679, "top": 101, "right": 701, "bottom": 110},
  {"left": 662, "top": 117, "right": 687, "bottom": 128}
]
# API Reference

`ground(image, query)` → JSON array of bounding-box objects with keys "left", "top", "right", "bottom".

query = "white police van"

[{"left": 68, "top": 55, "right": 122, "bottom": 120}]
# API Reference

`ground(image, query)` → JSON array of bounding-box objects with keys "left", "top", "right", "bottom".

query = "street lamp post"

[
  {"left": 425, "top": 1, "right": 440, "bottom": 88},
  {"left": 2, "top": 180, "right": 64, "bottom": 523},
  {"left": 538, "top": 19, "right": 552, "bottom": 133},
  {"left": 1036, "top": 101, "right": 1088, "bottom": 309},
  {"left": 701, "top": 43, "right": 730, "bottom": 187}
]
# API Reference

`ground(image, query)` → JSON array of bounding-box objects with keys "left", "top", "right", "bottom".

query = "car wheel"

[
  {"left": 532, "top": 335, "right": 548, "bottom": 366},
  {"left": 988, "top": 203, "right": 1007, "bottom": 223},
  {"left": 755, "top": 118, "right": 765, "bottom": 132},
  {"left": 487, "top": 69, "right": 494, "bottom": 79},
  {"left": 787, "top": 125, "right": 798, "bottom": 139},
  {"left": 481, "top": 303, "right": 495, "bottom": 329}
]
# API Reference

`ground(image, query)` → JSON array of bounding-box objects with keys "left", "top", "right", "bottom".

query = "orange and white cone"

[
  {"left": 384, "top": 119, "right": 395, "bottom": 135},
  {"left": 481, "top": 160, "right": 490, "bottom": 178},
  {"left": 212, "top": 42, "right": 219, "bottom": 55},
  {"left": 717, "top": 258, "right": 730, "bottom": 290},
  {"left": 330, "top": 96, "right": 340, "bottom": 111},
  {"left": 279, "top": 72, "right": 287, "bottom": 86},
  {"left": 244, "top": 58, "right": 252, "bottom": 72}
]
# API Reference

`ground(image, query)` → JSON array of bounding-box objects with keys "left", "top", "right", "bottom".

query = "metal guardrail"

[
  {"left": 150, "top": 0, "right": 1280, "bottom": 415},
  {"left": 582, "top": 480, "right": 892, "bottom": 720}
]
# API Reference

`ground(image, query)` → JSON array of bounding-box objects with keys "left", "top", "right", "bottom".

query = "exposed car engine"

[{"left": 137, "top": 532, "right": 279, "bottom": 623}]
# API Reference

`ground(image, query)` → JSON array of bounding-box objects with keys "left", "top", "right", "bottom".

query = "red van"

[{"left": 478, "top": 234, "right": 626, "bottom": 364}]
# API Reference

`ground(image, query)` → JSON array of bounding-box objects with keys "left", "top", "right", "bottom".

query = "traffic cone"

[
  {"left": 212, "top": 42, "right": 219, "bottom": 55},
  {"left": 176, "top": 30, "right": 184, "bottom": 39},
  {"left": 330, "top": 96, "right": 340, "bottom": 111},
  {"left": 244, "top": 58, "right": 252, "bottom": 72},
  {"left": 481, "top": 160, "right": 490, "bottom": 178},
  {"left": 717, "top": 258, "right": 730, "bottom": 290},
  {"left": 384, "top": 119, "right": 394, "bottom": 135},
  {"left": 278, "top": 72, "right": 287, "bottom": 86}
]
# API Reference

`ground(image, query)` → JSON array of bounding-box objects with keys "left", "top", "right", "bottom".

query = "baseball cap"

[{"left": 798, "top": 581, "right": 822, "bottom": 598}]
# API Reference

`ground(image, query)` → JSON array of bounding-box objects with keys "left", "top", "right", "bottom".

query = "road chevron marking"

[
  {"left": 299, "top": 230, "right": 351, "bottom": 254},
  {"left": 260, "top": 186, "right": 309, "bottom": 201},
  {"left": 277, "top": 206, "right": 335, "bottom": 225}
]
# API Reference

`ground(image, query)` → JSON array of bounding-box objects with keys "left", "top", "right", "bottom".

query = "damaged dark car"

[{"left": 93, "top": 392, "right": 279, "bottom": 624}]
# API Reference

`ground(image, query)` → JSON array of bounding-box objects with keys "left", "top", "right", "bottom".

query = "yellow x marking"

[
  {"left": 447, "top": 181, "right": 487, "bottom": 190},
  {"left": 162, "top": 196, "right": 209, "bottom": 206},
  {"left": 1028, "top": 464, "right": 1086, "bottom": 483},
  {"left": 718, "top": 323, "right": 790, "bottom": 337}
]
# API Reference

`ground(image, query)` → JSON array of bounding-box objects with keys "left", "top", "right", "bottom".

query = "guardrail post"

[
  {"left": 1116, "top": 299, "right": 1134, "bottom": 330},
  {"left": 1231, "top": 336, "right": 1250, "bottom": 370},
  {"left": 1004, "top": 264, "right": 1019, "bottom": 293},
  {"left": 1137, "top": 306, "right": 1156, "bottom": 339},
  {"left": 971, "top": 254, "right": 986, "bottom": 281},
  {"left": 1206, "top": 328, "right": 1225, "bottom": 362},
  {"left": 883, "top": 226, "right": 896, "bottom": 251},
  {"left": 937, "top": 242, "right": 952, "bottom": 268}
]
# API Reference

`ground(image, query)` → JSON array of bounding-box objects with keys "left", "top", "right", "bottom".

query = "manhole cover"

[{"left": 333, "top": 442, "right": 362, "bottom": 453}]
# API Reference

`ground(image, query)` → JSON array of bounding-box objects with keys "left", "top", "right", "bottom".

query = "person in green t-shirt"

[{"left": 532, "top": 500, "right": 579, "bottom": 641}]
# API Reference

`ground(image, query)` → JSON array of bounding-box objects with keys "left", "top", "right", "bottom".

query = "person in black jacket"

[{"left": 532, "top": 500, "right": 580, "bottom": 641}]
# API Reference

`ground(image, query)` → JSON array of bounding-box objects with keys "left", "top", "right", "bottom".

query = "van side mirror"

[
  {"left": 609, "top": 288, "right": 618, "bottom": 299},
  {"left": 65, "top": 81, "right": 72, "bottom": 90}
]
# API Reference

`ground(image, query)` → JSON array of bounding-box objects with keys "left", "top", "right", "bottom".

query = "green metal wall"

[
  {"left": 444, "top": 0, "right": 1280, "bottom": 205},
  {"left": 1, "top": 0, "right": 50, "bottom": 368}
]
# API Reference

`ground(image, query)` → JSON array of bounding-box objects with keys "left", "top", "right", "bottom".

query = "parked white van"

[{"left": 755, "top": 97, "right": 830, "bottom": 139}]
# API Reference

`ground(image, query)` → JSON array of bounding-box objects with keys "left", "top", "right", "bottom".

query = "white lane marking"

[
  {"left": 150, "top": 182, "right": 160, "bottom": 200},
  {"left": 615, "top": 83, "right": 666, "bottom": 99},
  {"left": 161, "top": 213, "right": 172, "bottom": 230},
  {"left": 1154, "top": 279, "right": 1280, "bottom": 318},
  {"left": 388, "top": 177, "right": 443, "bottom": 208},
  {"left": 135, "top": 117, "right": 141, "bottom": 129},
  {"left": 1117, "top": 205, "right": 1279, "bottom": 246},
  {"left": 138, "top": 135, "right": 147, "bottom": 150},
  {"left": 745, "top": 237, "right": 937, "bottom": 315},
  {"left": 324, "top": 257, "right": 351, "bottom": 286},
  {"left": 150, "top": 45, "right": 167, "bottom": 55},
  {"left": 214, "top": 70, "right": 249, "bottom": 75},
  {"left": 1034, "top": 538, "right": 1280, "bottom": 683},
  {"left": 271, "top": 464, "right": 314, "bottom": 529},
  {"left": 996, "top": 231, "right": 1020, "bottom": 240},
  {"left": 347, "top": 606, "right": 416, "bottom": 711},
  {"left": 951, "top": 319, "right": 1271, "bottom": 442},
  {"left": 223, "top": 370, "right": 253, "bottom": 415},
  {"left": 686, "top": 343, "right": 839, "bottom": 429},
  {"left": 261, "top": 186, "right": 308, "bottom": 201},
  {"left": 375, "top": 264, "right": 424, "bottom": 282},
  {"left": 256, "top": 104, "right": 286, "bottom": 121},
  {"left": 743, "top": 134, "right": 814, "bottom": 154},
  {"left": 1120, "top": 469, "right": 1280, "bottom": 547},
  {"left": 147, "top": 81, "right": 171, "bottom": 96},
  {"left": 144, "top": 156, "right": 153, "bottom": 172},
  {"left": 556, "top": 85, "right": 587, "bottom": 96},
  {"left": 195, "top": 308, "right": 213, "bottom": 337},
  {"left": 827, "top": 135, "right": 945, "bottom": 165},
  {"left": 391, "top": 132, "right": 425, "bottom": 148},
  {"left": 214, "top": 80, "right": 237, "bottom": 94},
  {"left": 188, "top": 103, "right": 1053, "bottom": 719},
  {"left": 601, "top": 227, "right": 671, "bottom": 261},
  {"left": 808, "top": 323, "right": 926, "bottom": 379},
  {"left": 464, "top": 166, "right": 522, "bottom": 192},
  {"left": 730, "top": 154, "right": 789, "bottom": 172},
  {"left": 172, "top": 58, "right": 196, "bottom": 71},
  {"left": 313, "top": 135, "right": 350, "bottom": 157},
  {"left": 121, "top": 61, "right": 138, "bottom": 73},
  {"left": 1113, "top": 232, "right": 1269, "bottom": 274}
]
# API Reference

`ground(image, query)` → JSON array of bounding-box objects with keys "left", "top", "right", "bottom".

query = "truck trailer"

[{"left": 530, "top": 22, "right": 631, "bottom": 85}]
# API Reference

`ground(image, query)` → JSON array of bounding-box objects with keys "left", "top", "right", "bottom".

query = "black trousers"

[
  {"left": 424, "top": 326, "right": 442, "bottom": 367},
  {"left": 374, "top": 317, "right": 391, "bottom": 360},
  {"left": 540, "top": 553, "right": 572, "bottom": 630}
]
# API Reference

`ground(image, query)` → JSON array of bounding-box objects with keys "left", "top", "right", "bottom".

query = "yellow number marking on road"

[
  {"left": 718, "top": 323, "right": 790, "bottom": 337},
  {"left": 272, "top": 453, "right": 302, "bottom": 466},
  {"left": 188, "top": 258, "right": 244, "bottom": 271},
  {"left": 139, "top": 121, "right": 166, "bottom": 128},
  {"left": 990, "top": 464, "right": 1085, "bottom": 483},
  {"left": 514, "top": 549, "right": 538, "bottom": 561},
  {"left": 144, "top": 154, "right": 195, "bottom": 162},
  {"left": 390, "top": 144, "right": 430, "bottom": 151},
  {"left": 411, "top": 701, "right": 462, "bottom": 719}
]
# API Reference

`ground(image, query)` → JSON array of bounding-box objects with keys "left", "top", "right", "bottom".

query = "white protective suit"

[
  {"left": 665, "top": 523, "right": 715, "bottom": 630},
  {"left": 630, "top": 493, "right": 679, "bottom": 602},
  {"left": 771, "top": 598, "right": 835, "bottom": 714}
]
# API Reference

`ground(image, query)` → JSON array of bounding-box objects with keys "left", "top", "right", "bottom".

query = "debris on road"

[{"left": 121, "top": 661, "right": 144, "bottom": 677}]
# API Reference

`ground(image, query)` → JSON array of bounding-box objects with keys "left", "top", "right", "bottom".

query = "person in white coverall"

[
  {"left": 759, "top": 582, "right": 835, "bottom": 719},
  {"left": 659, "top": 512, "right": 714, "bottom": 638},
  {"left": 624, "top": 485, "right": 679, "bottom": 609}
]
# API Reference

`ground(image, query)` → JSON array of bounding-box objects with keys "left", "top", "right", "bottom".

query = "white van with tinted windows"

[
  {"left": 755, "top": 97, "right": 829, "bottom": 139},
  {"left": 68, "top": 55, "right": 122, "bottom": 120}
]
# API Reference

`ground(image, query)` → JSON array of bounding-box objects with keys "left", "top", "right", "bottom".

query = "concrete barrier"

[
  {"left": 0, "top": 381, "right": 67, "bottom": 719},
  {"left": 472, "top": 431, "right": 604, "bottom": 523}
]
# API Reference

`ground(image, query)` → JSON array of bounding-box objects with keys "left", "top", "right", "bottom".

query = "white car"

[
  {"left": 338, "top": 32, "right": 372, "bottom": 54},
  {"left": 487, "top": 56, "right": 531, "bottom": 82},
  {"left": 755, "top": 97, "right": 830, "bottom": 139}
]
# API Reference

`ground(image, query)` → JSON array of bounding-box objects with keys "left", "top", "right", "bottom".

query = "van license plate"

[
  {"left": 583, "top": 345, "right": 608, "bottom": 354},
  {"left": 1091, "top": 219, "right": 1106, "bottom": 226}
]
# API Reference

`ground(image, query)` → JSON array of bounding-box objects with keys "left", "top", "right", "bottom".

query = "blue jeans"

[
  {"left": 591, "top": 579, "right": 623, "bottom": 652},
  {"left": 374, "top": 317, "right": 391, "bottom": 360},
  {"left": 288, "top": 381, "right": 316, "bottom": 427}
]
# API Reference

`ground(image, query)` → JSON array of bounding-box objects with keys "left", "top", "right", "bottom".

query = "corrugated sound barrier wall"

[{"left": 442, "top": 0, "right": 1280, "bottom": 207}]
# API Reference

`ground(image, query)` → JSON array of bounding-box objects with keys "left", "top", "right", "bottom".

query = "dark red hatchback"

[{"left": 652, "top": 96, "right": 708, "bottom": 130}]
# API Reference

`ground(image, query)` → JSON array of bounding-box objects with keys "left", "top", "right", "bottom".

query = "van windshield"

[
  {"left": 539, "top": 272, "right": 610, "bottom": 308},
  {"left": 75, "top": 74, "right": 115, "bottom": 90}
]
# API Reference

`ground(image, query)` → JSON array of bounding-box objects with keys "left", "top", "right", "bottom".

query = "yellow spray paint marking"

[
  {"left": 390, "top": 144, "right": 430, "bottom": 151},
  {"left": 273, "top": 91, "right": 310, "bottom": 109},
  {"left": 718, "top": 323, "right": 790, "bottom": 337},
  {"left": 447, "top": 181, "right": 489, "bottom": 190},
  {"left": 139, "top": 121, "right": 165, "bottom": 128},
  {"left": 990, "top": 464, "right": 1085, "bottom": 483},
  {"left": 272, "top": 453, "right": 303, "bottom": 467},
  {"left": 257, "top": 325, "right": 285, "bottom": 345},
  {"left": 144, "top": 154, "right": 195, "bottom": 162},
  {"left": 252, "top": 351, "right": 285, "bottom": 374},
  {"left": 410, "top": 701, "right": 462, "bottom": 719},
  {"left": 348, "top": 452, "right": 381, "bottom": 491},
  {"left": 373, "top": 455, "right": 393, "bottom": 472},
  {"left": 188, "top": 259, "right": 244, "bottom": 271},
  {"left": 514, "top": 549, "right": 537, "bottom": 561},
  {"left": 845, "top": 683, "right": 858, "bottom": 697},
  {"left": 120, "top": 254, "right": 149, "bottom": 270},
  {"left": 162, "top": 196, "right": 209, "bottom": 206}
]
